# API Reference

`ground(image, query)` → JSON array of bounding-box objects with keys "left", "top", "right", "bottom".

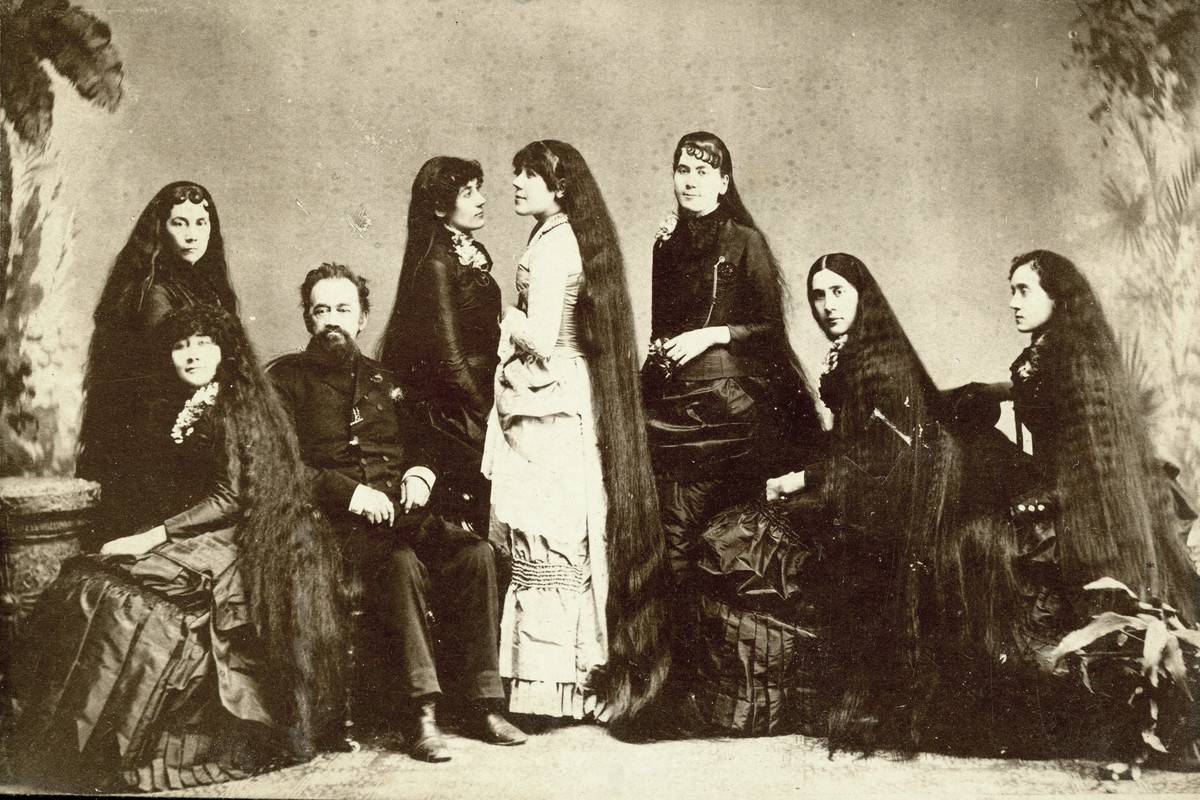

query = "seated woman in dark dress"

[
  {"left": 763, "top": 252, "right": 964, "bottom": 751},
  {"left": 1005, "top": 250, "right": 1197, "bottom": 618},
  {"left": 78, "top": 182, "right": 241, "bottom": 540},
  {"left": 969, "top": 249, "right": 1199, "bottom": 762},
  {"left": 14, "top": 306, "right": 345, "bottom": 792},
  {"left": 379, "top": 157, "right": 500, "bottom": 529},
  {"left": 767, "top": 250, "right": 1199, "bottom": 762}
]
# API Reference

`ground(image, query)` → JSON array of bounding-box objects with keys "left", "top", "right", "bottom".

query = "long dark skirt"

[
  {"left": 644, "top": 373, "right": 816, "bottom": 579},
  {"left": 12, "top": 534, "right": 287, "bottom": 792}
]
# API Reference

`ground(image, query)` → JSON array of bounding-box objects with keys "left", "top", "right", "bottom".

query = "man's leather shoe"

[
  {"left": 405, "top": 701, "right": 451, "bottom": 762},
  {"left": 464, "top": 709, "right": 527, "bottom": 746}
]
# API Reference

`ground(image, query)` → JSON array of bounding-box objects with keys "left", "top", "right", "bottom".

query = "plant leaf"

[
  {"left": 1142, "top": 727, "right": 1168, "bottom": 754},
  {"left": 1162, "top": 637, "right": 1193, "bottom": 701},
  {"left": 1083, "top": 577, "right": 1139, "bottom": 599},
  {"left": 1051, "top": 611, "right": 1146, "bottom": 663},
  {"left": 1173, "top": 628, "right": 1200, "bottom": 649}
]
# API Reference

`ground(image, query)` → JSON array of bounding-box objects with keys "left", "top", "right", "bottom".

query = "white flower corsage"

[
  {"left": 655, "top": 211, "right": 679, "bottom": 243},
  {"left": 448, "top": 227, "right": 490, "bottom": 272},
  {"left": 170, "top": 381, "right": 219, "bottom": 444}
]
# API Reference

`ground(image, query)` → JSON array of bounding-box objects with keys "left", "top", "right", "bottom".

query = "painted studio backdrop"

[{"left": 2, "top": 0, "right": 1198, "bottom": 528}]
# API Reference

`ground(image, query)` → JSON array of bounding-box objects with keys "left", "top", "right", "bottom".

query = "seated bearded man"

[{"left": 268, "top": 262, "right": 526, "bottom": 762}]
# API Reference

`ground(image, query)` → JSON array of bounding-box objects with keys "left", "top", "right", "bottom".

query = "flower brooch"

[
  {"left": 655, "top": 211, "right": 679, "bottom": 243},
  {"left": 449, "top": 227, "right": 490, "bottom": 272},
  {"left": 171, "top": 381, "right": 219, "bottom": 444}
]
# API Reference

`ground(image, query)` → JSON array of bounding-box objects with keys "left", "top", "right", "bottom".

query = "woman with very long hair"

[
  {"left": 642, "top": 131, "right": 822, "bottom": 582},
  {"left": 766, "top": 252, "right": 962, "bottom": 752},
  {"left": 15, "top": 305, "right": 344, "bottom": 791},
  {"left": 379, "top": 157, "right": 500, "bottom": 526},
  {"left": 78, "top": 181, "right": 240, "bottom": 539},
  {"left": 483, "top": 140, "right": 671, "bottom": 734}
]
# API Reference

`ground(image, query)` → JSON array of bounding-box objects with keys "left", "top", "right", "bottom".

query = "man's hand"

[
  {"left": 663, "top": 326, "right": 730, "bottom": 366},
  {"left": 400, "top": 475, "right": 431, "bottom": 513},
  {"left": 765, "top": 471, "right": 806, "bottom": 502},
  {"left": 100, "top": 525, "right": 168, "bottom": 556},
  {"left": 349, "top": 484, "right": 396, "bottom": 526}
]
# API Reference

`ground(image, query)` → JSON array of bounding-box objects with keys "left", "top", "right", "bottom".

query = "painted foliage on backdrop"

[
  {"left": 1067, "top": 1, "right": 1200, "bottom": 522},
  {"left": 0, "top": 0, "right": 123, "bottom": 475}
]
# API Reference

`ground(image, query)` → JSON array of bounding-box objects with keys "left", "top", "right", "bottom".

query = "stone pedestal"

[{"left": 0, "top": 477, "right": 100, "bottom": 664}]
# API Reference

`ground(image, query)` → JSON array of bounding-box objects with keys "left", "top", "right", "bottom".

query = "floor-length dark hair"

[
  {"left": 157, "top": 305, "right": 345, "bottom": 753},
  {"left": 379, "top": 156, "right": 483, "bottom": 370},
  {"left": 806, "top": 253, "right": 962, "bottom": 749},
  {"left": 512, "top": 140, "right": 672, "bottom": 732},
  {"left": 1011, "top": 249, "right": 1197, "bottom": 621}
]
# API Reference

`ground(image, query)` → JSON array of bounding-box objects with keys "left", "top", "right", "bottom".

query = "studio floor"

[{"left": 5, "top": 724, "right": 1196, "bottom": 799}]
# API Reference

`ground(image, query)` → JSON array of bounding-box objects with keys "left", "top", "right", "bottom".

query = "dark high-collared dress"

[
  {"left": 382, "top": 226, "right": 501, "bottom": 525},
  {"left": 642, "top": 205, "right": 823, "bottom": 578}
]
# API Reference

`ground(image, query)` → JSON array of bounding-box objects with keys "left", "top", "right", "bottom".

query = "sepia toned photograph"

[{"left": 1, "top": 0, "right": 1199, "bottom": 796}]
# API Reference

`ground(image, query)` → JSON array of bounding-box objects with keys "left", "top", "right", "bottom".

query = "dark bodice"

[
  {"left": 114, "top": 261, "right": 232, "bottom": 380},
  {"left": 386, "top": 229, "right": 501, "bottom": 447},
  {"left": 650, "top": 206, "right": 788, "bottom": 380},
  {"left": 134, "top": 387, "right": 240, "bottom": 539},
  {"left": 1009, "top": 336, "right": 1058, "bottom": 473},
  {"left": 268, "top": 349, "right": 433, "bottom": 514}
]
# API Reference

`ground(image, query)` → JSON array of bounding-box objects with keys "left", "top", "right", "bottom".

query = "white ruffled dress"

[{"left": 482, "top": 213, "right": 609, "bottom": 719}]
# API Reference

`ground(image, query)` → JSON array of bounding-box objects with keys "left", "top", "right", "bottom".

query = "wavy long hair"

[
  {"left": 1012, "top": 250, "right": 1197, "bottom": 620},
  {"left": 807, "top": 253, "right": 962, "bottom": 749},
  {"left": 512, "top": 140, "right": 672, "bottom": 732},
  {"left": 157, "top": 305, "right": 345, "bottom": 753},
  {"left": 380, "top": 156, "right": 484, "bottom": 371},
  {"left": 80, "top": 182, "right": 238, "bottom": 489},
  {"left": 806, "top": 253, "right": 950, "bottom": 515}
]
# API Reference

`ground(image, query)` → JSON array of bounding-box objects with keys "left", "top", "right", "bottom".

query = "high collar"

[
  {"left": 1010, "top": 330, "right": 1048, "bottom": 385},
  {"left": 677, "top": 203, "right": 729, "bottom": 256},
  {"left": 528, "top": 212, "right": 569, "bottom": 244}
]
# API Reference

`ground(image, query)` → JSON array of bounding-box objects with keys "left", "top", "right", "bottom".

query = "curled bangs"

[{"left": 674, "top": 133, "right": 727, "bottom": 173}]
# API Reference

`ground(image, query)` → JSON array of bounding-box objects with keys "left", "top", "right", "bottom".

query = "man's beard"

[{"left": 309, "top": 325, "right": 358, "bottom": 366}]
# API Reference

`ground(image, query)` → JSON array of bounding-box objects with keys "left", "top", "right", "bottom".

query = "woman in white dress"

[{"left": 484, "top": 140, "right": 671, "bottom": 734}]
